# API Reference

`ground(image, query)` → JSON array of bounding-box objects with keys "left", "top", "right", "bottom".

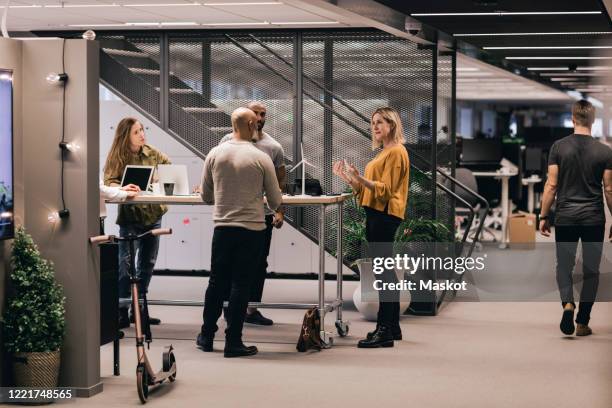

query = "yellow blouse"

[{"left": 355, "top": 144, "right": 409, "bottom": 220}]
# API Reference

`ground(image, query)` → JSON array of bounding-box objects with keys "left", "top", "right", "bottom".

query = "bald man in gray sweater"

[{"left": 197, "top": 107, "right": 282, "bottom": 358}]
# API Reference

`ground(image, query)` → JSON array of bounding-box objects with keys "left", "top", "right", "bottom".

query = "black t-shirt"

[{"left": 548, "top": 134, "right": 612, "bottom": 226}]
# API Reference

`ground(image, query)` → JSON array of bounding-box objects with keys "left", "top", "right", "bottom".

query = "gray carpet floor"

[{"left": 62, "top": 276, "right": 612, "bottom": 408}]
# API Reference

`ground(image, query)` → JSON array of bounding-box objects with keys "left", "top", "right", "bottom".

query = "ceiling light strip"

[
  {"left": 484, "top": 46, "right": 612, "bottom": 50},
  {"left": 506, "top": 57, "right": 612, "bottom": 60},
  {"left": 412, "top": 11, "right": 601, "bottom": 17},
  {"left": 203, "top": 2, "right": 282, "bottom": 5},
  {"left": 454, "top": 31, "right": 612, "bottom": 37}
]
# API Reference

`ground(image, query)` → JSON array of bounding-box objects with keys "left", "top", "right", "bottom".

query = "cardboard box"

[{"left": 508, "top": 212, "right": 536, "bottom": 249}]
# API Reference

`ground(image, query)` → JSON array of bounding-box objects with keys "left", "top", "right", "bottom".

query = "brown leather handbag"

[{"left": 296, "top": 307, "right": 322, "bottom": 352}]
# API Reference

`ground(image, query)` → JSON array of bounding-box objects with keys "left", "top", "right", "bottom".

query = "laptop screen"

[{"left": 121, "top": 166, "right": 153, "bottom": 191}]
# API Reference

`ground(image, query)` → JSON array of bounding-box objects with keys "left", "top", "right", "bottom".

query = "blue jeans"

[{"left": 118, "top": 219, "right": 162, "bottom": 308}]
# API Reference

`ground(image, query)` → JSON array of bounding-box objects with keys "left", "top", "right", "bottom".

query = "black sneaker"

[
  {"left": 224, "top": 342, "right": 258, "bottom": 358},
  {"left": 560, "top": 306, "right": 575, "bottom": 335},
  {"left": 196, "top": 333, "right": 214, "bottom": 352},
  {"left": 244, "top": 310, "right": 273, "bottom": 326}
]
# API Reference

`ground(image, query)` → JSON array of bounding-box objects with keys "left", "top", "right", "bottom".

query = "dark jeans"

[
  {"left": 118, "top": 219, "right": 162, "bottom": 307},
  {"left": 555, "top": 224, "right": 605, "bottom": 325},
  {"left": 250, "top": 215, "right": 274, "bottom": 303},
  {"left": 365, "top": 207, "right": 402, "bottom": 327},
  {"left": 202, "top": 226, "right": 265, "bottom": 344}
]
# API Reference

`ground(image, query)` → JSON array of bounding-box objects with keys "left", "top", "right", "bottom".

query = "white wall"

[{"left": 99, "top": 85, "right": 353, "bottom": 275}]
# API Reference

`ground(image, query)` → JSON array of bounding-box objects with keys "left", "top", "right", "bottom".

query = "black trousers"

[
  {"left": 250, "top": 215, "right": 274, "bottom": 303},
  {"left": 365, "top": 207, "right": 402, "bottom": 327},
  {"left": 555, "top": 224, "right": 605, "bottom": 325},
  {"left": 201, "top": 226, "right": 265, "bottom": 343}
]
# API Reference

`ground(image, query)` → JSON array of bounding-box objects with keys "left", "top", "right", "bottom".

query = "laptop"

[
  {"left": 121, "top": 165, "right": 154, "bottom": 192},
  {"left": 157, "top": 164, "right": 190, "bottom": 195}
]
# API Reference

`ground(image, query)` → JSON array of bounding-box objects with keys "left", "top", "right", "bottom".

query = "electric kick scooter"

[{"left": 90, "top": 228, "right": 177, "bottom": 404}]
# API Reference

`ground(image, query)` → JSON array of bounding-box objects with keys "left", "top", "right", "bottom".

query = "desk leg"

[
  {"left": 335, "top": 202, "right": 349, "bottom": 337},
  {"left": 501, "top": 177, "right": 509, "bottom": 248},
  {"left": 319, "top": 204, "right": 331, "bottom": 347},
  {"left": 527, "top": 184, "right": 535, "bottom": 214}
]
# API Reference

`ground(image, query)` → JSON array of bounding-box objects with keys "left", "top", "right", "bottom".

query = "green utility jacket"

[{"left": 104, "top": 144, "right": 171, "bottom": 226}]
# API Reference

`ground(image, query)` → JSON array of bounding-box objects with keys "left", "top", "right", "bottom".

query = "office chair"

[{"left": 451, "top": 168, "right": 497, "bottom": 243}]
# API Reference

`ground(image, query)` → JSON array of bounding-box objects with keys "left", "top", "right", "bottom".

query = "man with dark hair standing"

[
  {"left": 220, "top": 101, "right": 286, "bottom": 326},
  {"left": 540, "top": 99, "right": 612, "bottom": 336},
  {"left": 197, "top": 107, "right": 282, "bottom": 357}
]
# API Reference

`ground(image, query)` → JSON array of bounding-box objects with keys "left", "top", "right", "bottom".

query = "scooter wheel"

[
  {"left": 168, "top": 352, "right": 177, "bottom": 382},
  {"left": 137, "top": 365, "right": 149, "bottom": 403}
]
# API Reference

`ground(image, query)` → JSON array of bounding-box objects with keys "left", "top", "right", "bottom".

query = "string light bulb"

[{"left": 46, "top": 72, "right": 68, "bottom": 85}]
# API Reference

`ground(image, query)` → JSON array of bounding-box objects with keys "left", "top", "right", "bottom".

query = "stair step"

[
  {"left": 183, "top": 107, "right": 224, "bottom": 113},
  {"left": 155, "top": 87, "right": 198, "bottom": 94},
  {"left": 209, "top": 126, "right": 233, "bottom": 133},
  {"left": 102, "top": 48, "right": 149, "bottom": 58},
  {"left": 129, "top": 67, "right": 160, "bottom": 75}
]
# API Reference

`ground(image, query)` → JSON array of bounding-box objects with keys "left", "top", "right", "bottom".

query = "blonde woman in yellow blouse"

[{"left": 333, "top": 107, "right": 409, "bottom": 348}]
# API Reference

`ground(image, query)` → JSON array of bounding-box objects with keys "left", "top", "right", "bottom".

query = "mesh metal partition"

[
  {"left": 95, "top": 29, "right": 457, "bottom": 285},
  {"left": 165, "top": 32, "right": 296, "bottom": 159},
  {"left": 98, "top": 34, "right": 162, "bottom": 121},
  {"left": 436, "top": 50, "right": 455, "bottom": 241},
  {"left": 301, "top": 31, "right": 436, "bottom": 264}
]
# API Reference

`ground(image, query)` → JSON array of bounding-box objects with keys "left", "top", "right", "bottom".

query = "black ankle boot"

[
  {"left": 224, "top": 341, "right": 258, "bottom": 358},
  {"left": 366, "top": 325, "right": 402, "bottom": 341},
  {"left": 196, "top": 333, "right": 214, "bottom": 352},
  {"left": 358, "top": 324, "right": 394, "bottom": 348}
]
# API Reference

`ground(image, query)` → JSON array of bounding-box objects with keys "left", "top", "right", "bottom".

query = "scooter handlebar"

[
  {"left": 150, "top": 228, "right": 172, "bottom": 237},
  {"left": 89, "top": 235, "right": 113, "bottom": 244}
]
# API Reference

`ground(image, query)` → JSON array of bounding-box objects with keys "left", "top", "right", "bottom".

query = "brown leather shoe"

[{"left": 575, "top": 324, "right": 592, "bottom": 336}]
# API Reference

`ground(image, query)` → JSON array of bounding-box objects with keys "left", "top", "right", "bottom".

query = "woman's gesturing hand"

[{"left": 333, "top": 160, "right": 351, "bottom": 183}]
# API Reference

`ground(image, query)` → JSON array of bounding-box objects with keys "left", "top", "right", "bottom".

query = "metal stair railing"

[{"left": 226, "top": 34, "right": 489, "bottom": 259}]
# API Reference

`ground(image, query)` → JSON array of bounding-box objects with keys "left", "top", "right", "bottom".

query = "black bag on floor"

[{"left": 296, "top": 308, "right": 322, "bottom": 352}]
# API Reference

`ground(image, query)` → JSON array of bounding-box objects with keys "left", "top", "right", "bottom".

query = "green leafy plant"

[
  {"left": 2, "top": 227, "right": 66, "bottom": 353},
  {"left": 395, "top": 217, "right": 453, "bottom": 243}
]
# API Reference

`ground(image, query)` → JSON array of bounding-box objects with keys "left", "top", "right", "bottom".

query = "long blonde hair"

[
  {"left": 371, "top": 107, "right": 405, "bottom": 150},
  {"left": 104, "top": 117, "right": 139, "bottom": 178}
]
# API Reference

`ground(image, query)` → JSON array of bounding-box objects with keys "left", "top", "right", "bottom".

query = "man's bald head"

[
  {"left": 246, "top": 101, "right": 267, "bottom": 134},
  {"left": 231, "top": 107, "right": 257, "bottom": 141}
]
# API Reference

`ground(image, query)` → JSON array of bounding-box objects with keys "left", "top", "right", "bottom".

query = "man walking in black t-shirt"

[{"left": 539, "top": 99, "right": 612, "bottom": 336}]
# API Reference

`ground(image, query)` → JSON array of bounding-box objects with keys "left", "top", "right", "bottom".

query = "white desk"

[
  {"left": 472, "top": 169, "right": 518, "bottom": 248},
  {"left": 522, "top": 175, "right": 542, "bottom": 214},
  {"left": 108, "top": 193, "right": 352, "bottom": 347}
]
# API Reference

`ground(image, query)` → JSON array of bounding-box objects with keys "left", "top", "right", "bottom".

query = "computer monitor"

[
  {"left": 461, "top": 139, "right": 502, "bottom": 164},
  {"left": 525, "top": 147, "right": 543, "bottom": 173},
  {"left": 0, "top": 70, "right": 14, "bottom": 240},
  {"left": 157, "top": 164, "right": 190, "bottom": 195}
]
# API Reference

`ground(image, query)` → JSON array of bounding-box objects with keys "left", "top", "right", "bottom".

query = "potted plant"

[{"left": 2, "top": 227, "right": 66, "bottom": 388}]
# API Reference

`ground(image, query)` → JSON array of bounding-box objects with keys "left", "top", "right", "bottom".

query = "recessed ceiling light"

[
  {"left": 270, "top": 21, "right": 340, "bottom": 25},
  {"left": 540, "top": 73, "right": 603, "bottom": 77},
  {"left": 484, "top": 46, "right": 612, "bottom": 50},
  {"left": 456, "top": 67, "right": 480, "bottom": 72},
  {"left": 200, "top": 22, "right": 270, "bottom": 26},
  {"left": 124, "top": 3, "right": 200, "bottom": 6},
  {"left": 527, "top": 67, "right": 569, "bottom": 71},
  {"left": 506, "top": 56, "right": 612, "bottom": 60},
  {"left": 577, "top": 66, "right": 612, "bottom": 71},
  {"left": 45, "top": 4, "right": 121, "bottom": 7},
  {"left": 454, "top": 31, "right": 612, "bottom": 37},
  {"left": 412, "top": 11, "right": 601, "bottom": 17},
  {"left": 69, "top": 24, "right": 126, "bottom": 27},
  {"left": 203, "top": 2, "right": 282, "bottom": 5}
]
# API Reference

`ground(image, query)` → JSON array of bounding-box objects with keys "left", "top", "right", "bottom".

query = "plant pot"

[
  {"left": 353, "top": 259, "right": 411, "bottom": 321},
  {"left": 13, "top": 350, "right": 60, "bottom": 388}
]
